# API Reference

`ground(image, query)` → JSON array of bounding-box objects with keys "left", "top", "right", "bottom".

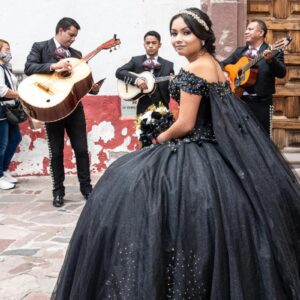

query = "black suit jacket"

[
  {"left": 115, "top": 55, "right": 174, "bottom": 114},
  {"left": 24, "top": 38, "right": 81, "bottom": 76},
  {"left": 221, "top": 42, "right": 286, "bottom": 97}
]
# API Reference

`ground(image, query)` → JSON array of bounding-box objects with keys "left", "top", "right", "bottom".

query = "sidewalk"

[{"left": 0, "top": 174, "right": 101, "bottom": 300}]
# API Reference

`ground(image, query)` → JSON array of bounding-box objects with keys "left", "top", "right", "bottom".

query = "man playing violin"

[
  {"left": 221, "top": 19, "right": 286, "bottom": 136},
  {"left": 25, "top": 17, "right": 100, "bottom": 207}
]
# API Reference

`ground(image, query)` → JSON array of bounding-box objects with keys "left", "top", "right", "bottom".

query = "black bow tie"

[{"left": 142, "top": 58, "right": 161, "bottom": 71}]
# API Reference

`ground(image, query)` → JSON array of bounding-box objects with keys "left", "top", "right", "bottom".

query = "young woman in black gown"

[{"left": 52, "top": 8, "right": 300, "bottom": 300}]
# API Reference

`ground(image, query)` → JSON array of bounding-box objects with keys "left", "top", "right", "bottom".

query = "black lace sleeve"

[{"left": 169, "top": 69, "right": 209, "bottom": 102}]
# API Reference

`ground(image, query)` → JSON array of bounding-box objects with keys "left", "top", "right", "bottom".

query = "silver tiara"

[{"left": 179, "top": 10, "right": 209, "bottom": 31}]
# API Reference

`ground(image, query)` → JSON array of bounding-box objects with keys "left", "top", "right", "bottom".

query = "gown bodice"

[{"left": 168, "top": 69, "right": 231, "bottom": 147}]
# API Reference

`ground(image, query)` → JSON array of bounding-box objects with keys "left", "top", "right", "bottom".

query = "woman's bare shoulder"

[{"left": 184, "top": 57, "right": 220, "bottom": 83}]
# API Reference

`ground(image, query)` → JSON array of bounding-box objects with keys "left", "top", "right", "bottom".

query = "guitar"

[
  {"left": 117, "top": 71, "right": 171, "bottom": 101},
  {"left": 224, "top": 36, "right": 292, "bottom": 96},
  {"left": 18, "top": 35, "right": 121, "bottom": 122}
]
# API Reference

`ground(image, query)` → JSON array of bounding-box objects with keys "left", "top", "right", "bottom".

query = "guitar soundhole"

[{"left": 46, "top": 99, "right": 50, "bottom": 103}]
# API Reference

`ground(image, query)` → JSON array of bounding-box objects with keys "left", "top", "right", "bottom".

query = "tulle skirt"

[{"left": 52, "top": 137, "right": 300, "bottom": 299}]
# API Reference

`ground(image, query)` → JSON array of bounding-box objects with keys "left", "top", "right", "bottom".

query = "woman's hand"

[
  {"left": 4, "top": 88, "right": 19, "bottom": 99},
  {"left": 156, "top": 133, "right": 165, "bottom": 144}
]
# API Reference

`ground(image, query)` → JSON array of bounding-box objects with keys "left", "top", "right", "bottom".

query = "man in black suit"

[
  {"left": 25, "top": 17, "right": 100, "bottom": 207},
  {"left": 221, "top": 19, "right": 286, "bottom": 136},
  {"left": 116, "top": 31, "right": 174, "bottom": 115}
]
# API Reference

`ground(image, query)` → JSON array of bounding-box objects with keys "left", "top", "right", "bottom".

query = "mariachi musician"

[
  {"left": 116, "top": 30, "right": 174, "bottom": 115},
  {"left": 24, "top": 17, "right": 100, "bottom": 207},
  {"left": 221, "top": 19, "right": 286, "bottom": 136}
]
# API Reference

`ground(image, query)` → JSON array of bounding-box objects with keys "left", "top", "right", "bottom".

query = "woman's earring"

[{"left": 202, "top": 40, "right": 205, "bottom": 47}]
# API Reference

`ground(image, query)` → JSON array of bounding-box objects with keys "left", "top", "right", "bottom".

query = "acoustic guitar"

[
  {"left": 18, "top": 35, "right": 121, "bottom": 122},
  {"left": 117, "top": 71, "right": 171, "bottom": 101},
  {"left": 224, "top": 36, "right": 292, "bottom": 96}
]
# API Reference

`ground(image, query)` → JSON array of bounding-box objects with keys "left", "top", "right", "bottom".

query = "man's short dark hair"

[
  {"left": 251, "top": 19, "right": 268, "bottom": 38},
  {"left": 55, "top": 17, "right": 81, "bottom": 34},
  {"left": 144, "top": 31, "right": 161, "bottom": 43}
]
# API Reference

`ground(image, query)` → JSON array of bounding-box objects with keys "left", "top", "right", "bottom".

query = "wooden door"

[{"left": 248, "top": 0, "right": 300, "bottom": 150}]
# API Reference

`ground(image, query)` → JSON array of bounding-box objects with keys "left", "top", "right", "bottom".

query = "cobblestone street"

[{"left": 0, "top": 174, "right": 101, "bottom": 300}]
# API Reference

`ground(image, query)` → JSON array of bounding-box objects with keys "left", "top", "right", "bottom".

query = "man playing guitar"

[
  {"left": 221, "top": 19, "right": 286, "bottom": 136},
  {"left": 115, "top": 31, "right": 174, "bottom": 115},
  {"left": 24, "top": 17, "right": 100, "bottom": 207}
]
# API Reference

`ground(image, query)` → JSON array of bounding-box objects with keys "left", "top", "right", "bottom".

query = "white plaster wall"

[{"left": 0, "top": 0, "right": 201, "bottom": 95}]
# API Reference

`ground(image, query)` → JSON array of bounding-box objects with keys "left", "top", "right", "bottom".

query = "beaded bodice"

[{"left": 167, "top": 69, "right": 231, "bottom": 149}]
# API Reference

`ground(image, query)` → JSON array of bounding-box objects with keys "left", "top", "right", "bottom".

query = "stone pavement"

[{"left": 0, "top": 174, "right": 102, "bottom": 300}]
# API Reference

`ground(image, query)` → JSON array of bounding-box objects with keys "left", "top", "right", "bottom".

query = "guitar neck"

[
  {"left": 155, "top": 76, "right": 171, "bottom": 83},
  {"left": 82, "top": 36, "right": 120, "bottom": 62},
  {"left": 243, "top": 49, "right": 280, "bottom": 72},
  {"left": 82, "top": 47, "right": 103, "bottom": 62}
]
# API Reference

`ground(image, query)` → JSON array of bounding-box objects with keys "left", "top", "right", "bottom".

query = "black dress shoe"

[{"left": 53, "top": 195, "right": 64, "bottom": 207}]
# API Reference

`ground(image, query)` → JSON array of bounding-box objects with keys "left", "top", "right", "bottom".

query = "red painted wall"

[
  {"left": 12, "top": 96, "right": 179, "bottom": 176},
  {"left": 11, "top": 96, "right": 139, "bottom": 175}
]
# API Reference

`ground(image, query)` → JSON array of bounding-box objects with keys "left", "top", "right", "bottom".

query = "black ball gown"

[{"left": 52, "top": 69, "right": 300, "bottom": 300}]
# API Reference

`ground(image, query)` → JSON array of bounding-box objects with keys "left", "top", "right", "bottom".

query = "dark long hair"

[{"left": 169, "top": 8, "right": 216, "bottom": 55}]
